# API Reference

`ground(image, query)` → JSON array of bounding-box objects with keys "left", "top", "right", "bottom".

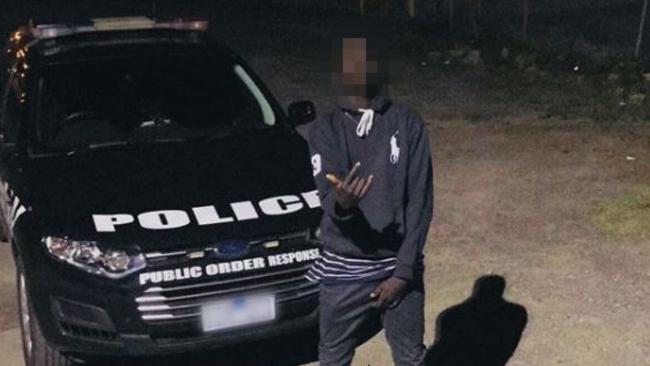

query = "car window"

[{"left": 36, "top": 53, "right": 277, "bottom": 150}]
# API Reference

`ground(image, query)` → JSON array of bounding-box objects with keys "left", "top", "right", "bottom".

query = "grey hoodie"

[{"left": 307, "top": 96, "right": 433, "bottom": 281}]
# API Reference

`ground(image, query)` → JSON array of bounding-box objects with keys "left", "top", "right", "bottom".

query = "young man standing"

[{"left": 306, "top": 36, "right": 434, "bottom": 366}]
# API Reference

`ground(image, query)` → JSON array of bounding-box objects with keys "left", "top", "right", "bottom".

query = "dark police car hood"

[{"left": 23, "top": 129, "right": 321, "bottom": 250}]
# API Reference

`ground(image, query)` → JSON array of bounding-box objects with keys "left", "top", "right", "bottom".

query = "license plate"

[{"left": 201, "top": 294, "right": 276, "bottom": 332}]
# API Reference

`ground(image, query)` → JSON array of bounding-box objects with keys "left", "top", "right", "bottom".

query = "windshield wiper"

[
  {"left": 57, "top": 141, "right": 129, "bottom": 156},
  {"left": 53, "top": 133, "right": 233, "bottom": 156},
  {"left": 88, "top": 141, "right": 129, "bottom": 149}
]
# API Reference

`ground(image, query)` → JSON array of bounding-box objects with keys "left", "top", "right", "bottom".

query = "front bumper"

[{"left": 25, "top": 239, "right": 320, "bottom": 357}]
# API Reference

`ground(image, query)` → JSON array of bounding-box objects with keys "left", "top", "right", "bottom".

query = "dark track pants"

[{"left": 318, "top": 278, "right": 426, "bottom": 366}]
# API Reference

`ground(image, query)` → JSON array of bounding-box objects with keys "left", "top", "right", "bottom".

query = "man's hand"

[
  {"left": 370, "top": 277, "right": 409, "bottom": 311},
  {"left": 326, "top": 161, "right": 373, "bottom": 211}
]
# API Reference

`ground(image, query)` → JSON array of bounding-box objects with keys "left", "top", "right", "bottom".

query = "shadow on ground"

[{"left": 425, "top": 275, "right": 527, "bottom": 366}]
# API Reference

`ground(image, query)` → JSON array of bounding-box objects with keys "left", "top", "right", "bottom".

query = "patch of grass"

[{"left": 594, "top": 187, "right": 650, "bottom": 239}]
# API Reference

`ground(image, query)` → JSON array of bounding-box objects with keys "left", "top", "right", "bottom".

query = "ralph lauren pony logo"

[{"left": 389, "top": 130, "right": 400, "bottom": 164}]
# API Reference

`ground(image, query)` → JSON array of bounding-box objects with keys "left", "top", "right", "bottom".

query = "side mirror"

[{"left": 287, "top": 100, "right": 316, "bottom": 127}]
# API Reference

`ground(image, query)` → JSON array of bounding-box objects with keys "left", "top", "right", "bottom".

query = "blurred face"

[
  {"left": 341, "top": 38, "right": 369, "bottom": 85},
  {"left": 333, "top": 37, "right": 383, "bottom": 98}
]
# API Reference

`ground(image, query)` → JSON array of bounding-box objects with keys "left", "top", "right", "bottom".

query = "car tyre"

[{"left": 17, "top": 262, "right": 74, "bottom": 366}]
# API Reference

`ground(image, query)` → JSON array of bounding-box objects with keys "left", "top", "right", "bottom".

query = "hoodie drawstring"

[{"left": 356, "top": 108, "right": 374, "bottom": 137}]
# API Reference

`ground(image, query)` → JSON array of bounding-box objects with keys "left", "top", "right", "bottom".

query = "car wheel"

[{"left": 17, "top": 263, "right": 74, "bottom": 366}]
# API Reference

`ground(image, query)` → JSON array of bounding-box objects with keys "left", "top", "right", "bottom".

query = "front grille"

[
  {"left": 137, "top": 232, "right": 319, "bottom": 324},
  {"left": 136, "top": 263, "right": 317, "bottom": 322}
]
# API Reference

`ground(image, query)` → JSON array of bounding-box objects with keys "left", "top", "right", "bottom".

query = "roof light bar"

[
  {"left": 29, "top": 17, "right": 208, "bottom": 40},
  {"left": 157, "top": 19, "right": 209, "bottom": 32},
  {"left": 91, "top": 17, "right": 155, "bottom": 31}
]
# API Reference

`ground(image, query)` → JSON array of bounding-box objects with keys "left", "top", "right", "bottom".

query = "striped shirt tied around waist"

[{"left": 305, "top": 250, "right": 397, "bottom": 284}]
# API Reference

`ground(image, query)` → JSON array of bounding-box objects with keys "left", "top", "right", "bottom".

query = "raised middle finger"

[
  {"left": 342, "top": 161, "right": 361, "bottom": 186},
  {"left": 353, "top": 178, "right": 366, "bottom": 196},
  {"left": 345, "top": 177, "right": 360, "bottom": 193}
]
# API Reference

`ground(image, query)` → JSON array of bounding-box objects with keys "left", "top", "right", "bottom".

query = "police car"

[{"left": 0, "top": 17, "right": 322, "bottom": 365}]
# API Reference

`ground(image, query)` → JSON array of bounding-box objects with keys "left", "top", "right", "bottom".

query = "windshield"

[{"left": 35, "top": 53, "right": 277, "bottom": 150}]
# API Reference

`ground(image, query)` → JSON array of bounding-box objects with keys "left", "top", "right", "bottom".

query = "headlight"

[{"left": 43, "top": 236, "right": 146, "bottom": 279}]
